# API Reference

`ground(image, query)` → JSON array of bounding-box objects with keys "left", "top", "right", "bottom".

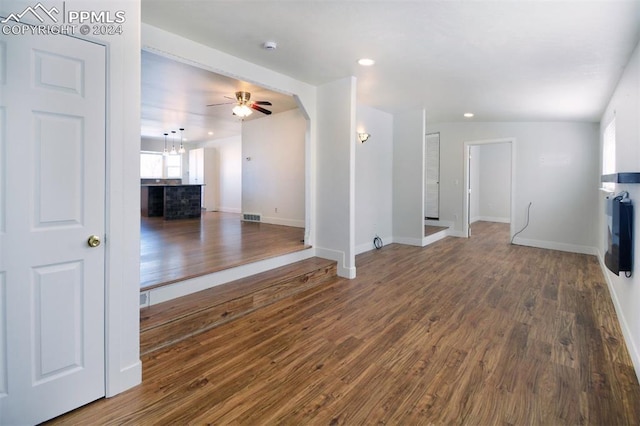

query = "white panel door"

[
  {"left": 425, "top": 133, "right": 440, "bottom": 220},
  {"left": 189, "top": 148, "right": 205, "bottom": 207},
  {"left": 0, "top": 28, "right": 106, "bottom": 424},
  {"left": 189, "top": 148, "right": 204, "bottom": 184}
]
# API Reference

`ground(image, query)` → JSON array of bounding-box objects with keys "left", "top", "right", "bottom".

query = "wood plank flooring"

[
  {"left": 51, "top": 222, "right": 640, "bottom": 424},
  {"left": 140, "top": 257, "right": 337, "bottom": 355},
  {"left": 141, "top": 212, "right": 307, "bottom": 289}
]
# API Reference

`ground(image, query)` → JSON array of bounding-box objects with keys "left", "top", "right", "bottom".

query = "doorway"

[
  {"left": 140, "top": 50, "right": 309, "bottom": 292},
  {"left": 463, "top": 138, "right": 516, "bottom": 239}
]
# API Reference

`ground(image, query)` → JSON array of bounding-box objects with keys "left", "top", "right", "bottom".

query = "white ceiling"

[
  {"left": 141, "top": 0, "right": 640, "bottom": 139},
  {"left": 141, "top": 51, "right": 299, "bottom": 143}
]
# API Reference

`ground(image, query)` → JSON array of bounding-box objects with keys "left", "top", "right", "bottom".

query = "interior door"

[
  {"left": 0, "top": 28, "right": 107, "bottom": 424},
  {"left": 425, "top": 133, "right": 440, "bottom": 220}
]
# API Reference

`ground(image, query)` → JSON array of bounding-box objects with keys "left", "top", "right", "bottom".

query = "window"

[
  {"left": 140, "top": 151, "right": 182, "bottom": 179},
  {"left": 140, "top": 152, "right": 163, "bottom": 178},
  {"left": 165, "top": 154, "right": 182, "bottom": 178},
  {"left": 602, "top": 117, "right": 616, "bottom": 191}
]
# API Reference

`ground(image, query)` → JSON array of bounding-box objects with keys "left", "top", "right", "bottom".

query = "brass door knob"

[{"left": 87, "top": 235, "right": 101, "bottom": 247}]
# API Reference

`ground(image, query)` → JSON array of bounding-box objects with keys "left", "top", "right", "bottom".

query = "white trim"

[
  {"left": 597, "top": 251, "right": 640, "bottom": 384},
  {"left": 463, "top": 138, "right": 516, "bottom": 240},
  {"left": 315, "top": 247, "right": 356, "bottom": 278},
  {"left": 105, "top": 361, "right": 142, "bottom": 398},
  {"left": 393, "top": 236, "right": 424, "bottom": 247},
  {"left": 425, "top": 219, "right": 453, "bottom": 228},
  {"left": 511, "top": 237, "right": 597, "bottom": 255},
  {"left": 422, "top": 229, "right": 448, "bottom": 246},
  {"left": 103, "top": 2, "right": 143, "bottom": 397},
  {"left": 260, "top": 216, "right": 305, "bottom": 228},
  {"left": 447, "top": 229, "right": 467, "bottom": 238},
  {"left": 471, "top": 216, "right": 510, "bottom": 224},
  {"left": 147, "top": 248, "right": 315, "bottom": 305}
]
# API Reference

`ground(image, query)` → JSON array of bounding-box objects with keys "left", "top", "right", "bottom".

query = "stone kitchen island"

[{"left": 141, "top": 184, "right": 203, "bottom": 220}]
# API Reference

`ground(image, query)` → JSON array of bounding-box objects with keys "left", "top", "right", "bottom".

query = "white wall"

[
  {"left": 428, "top": 121, "right": 599, "bottom": 253},
  {"left": 242, "top": 109, "right": 306, "bottom": 227},
  {"left": 203, "top": 136, "right": 242, "bottom": 213},
  {"left": 141, "top": 137, "right": 163, "bottom": 152},
  {"left": 598, "top": 40, "right": 640, "bottom": 380},
  {"left": 392, "top": 109, "right": 426, "bottom": 246},
  {"left": 316, "top": 77, "right": 356, "bottom": 278},
  {"left": 476, "top": 143, "right": 511, "bottom": 223},
  {"left": 355, "top": 104, "right": 393, "bottom": 254}
]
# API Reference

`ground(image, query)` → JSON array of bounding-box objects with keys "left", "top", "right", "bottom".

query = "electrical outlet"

[
  {"left": 140, "top": 291, "right": 149, "bottom": 308},
  {"left": 275, "top": 207, "right": 278, "bottom": 213}
]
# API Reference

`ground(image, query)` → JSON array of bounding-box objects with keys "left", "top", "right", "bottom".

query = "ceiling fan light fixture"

[{"left": 233, "top": 104, "right": 253, "bottom": 118}]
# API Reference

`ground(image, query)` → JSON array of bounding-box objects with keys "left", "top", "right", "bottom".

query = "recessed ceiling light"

[
  {"left": 464, "top": 113, "right": 474, "bottom": 118},
  {"left": 263, "top": 41, "right": 277, "bottom": 50},
  {"left": 208, "top": 131, "right": 214, "bottom": 135},
  {"left": 358, "top": 58, "right": 375, "bottom": 66}
]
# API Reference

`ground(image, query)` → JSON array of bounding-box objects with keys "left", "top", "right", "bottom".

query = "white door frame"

[
  {"left": 463, "top": 138, "right": 516, "bottom": 239},
  {"left": 425, "top": 132, "right": 440, "bottom": 220}
]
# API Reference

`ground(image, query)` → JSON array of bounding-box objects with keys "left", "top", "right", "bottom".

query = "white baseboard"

[
  {"left": 471, "top": 216, "right": 510, "bottom": 224},
  {"left": 447, "top": 229, "right": 467, "bottom": 238},
  {"left": 422, "top": 229, "right": 448, "bottom": 246},
  {"left": 146, "top": 248, "right": 315, "bottom": 305},
  {"left": 424, "top": 219, "right": 454, "bottom": 228},
  {"left": 393, "top": 236, "right": 424, "bottom": 247},
  {"left": 511, "top": 237, "right": 597, "bottom": 255},
  {"left": 596, "top": 251, "right": 640, "bottom": 385},
  {"left": 106, "top": 360, "right": 142, "bottom": 397},
  {"left": 260, "top": 216, "right": 305, "bottom": 228},
  {"left": 315, "top": 247, "right": 356, "bottom": 278}
]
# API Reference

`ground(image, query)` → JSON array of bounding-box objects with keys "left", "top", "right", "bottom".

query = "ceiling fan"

[{"left": 207, "top": 91, "right": 272, "bottom": 117}]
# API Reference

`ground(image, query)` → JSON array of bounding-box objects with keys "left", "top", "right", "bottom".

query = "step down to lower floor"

[{"left": 140, "top": 257, "right": 337, "bottom": 355}]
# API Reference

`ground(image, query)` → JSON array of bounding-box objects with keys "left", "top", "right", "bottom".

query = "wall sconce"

[{"left": 358, "top": 133, "right": 370, "bottom": 143}]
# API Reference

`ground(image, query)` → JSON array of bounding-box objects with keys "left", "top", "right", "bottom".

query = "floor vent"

[{"left": 242, "top": 213, "right": 261, "bottom": 222}]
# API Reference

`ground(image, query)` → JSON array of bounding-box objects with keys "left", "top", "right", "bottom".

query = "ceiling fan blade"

[
  {"left": 251, "top": 104, "right": 272, "bottom": 115},
  {"left": 253, "top": 101, "right": 272, "bottom": 106},
  {"left": 206, "top": 101, "right": 234, "bottom": 107}
]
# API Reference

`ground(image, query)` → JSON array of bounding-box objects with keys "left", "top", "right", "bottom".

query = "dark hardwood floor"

[
  {"left": 52, "top": 222, "right": 640, "bottom": 424},
  {"left": 141, "top": 212, "right": 307, "bottom": 289}
]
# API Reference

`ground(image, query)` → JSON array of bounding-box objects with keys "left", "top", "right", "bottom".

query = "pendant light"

[
  {"left": 170, "top": 130, "right": 177, "bottom": 155},
  {"left": 163, "top": 132, "right": 169, "bottom": 156},
  {"left": 178, "top": 128, "right": 186, "bottom": 154}
]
